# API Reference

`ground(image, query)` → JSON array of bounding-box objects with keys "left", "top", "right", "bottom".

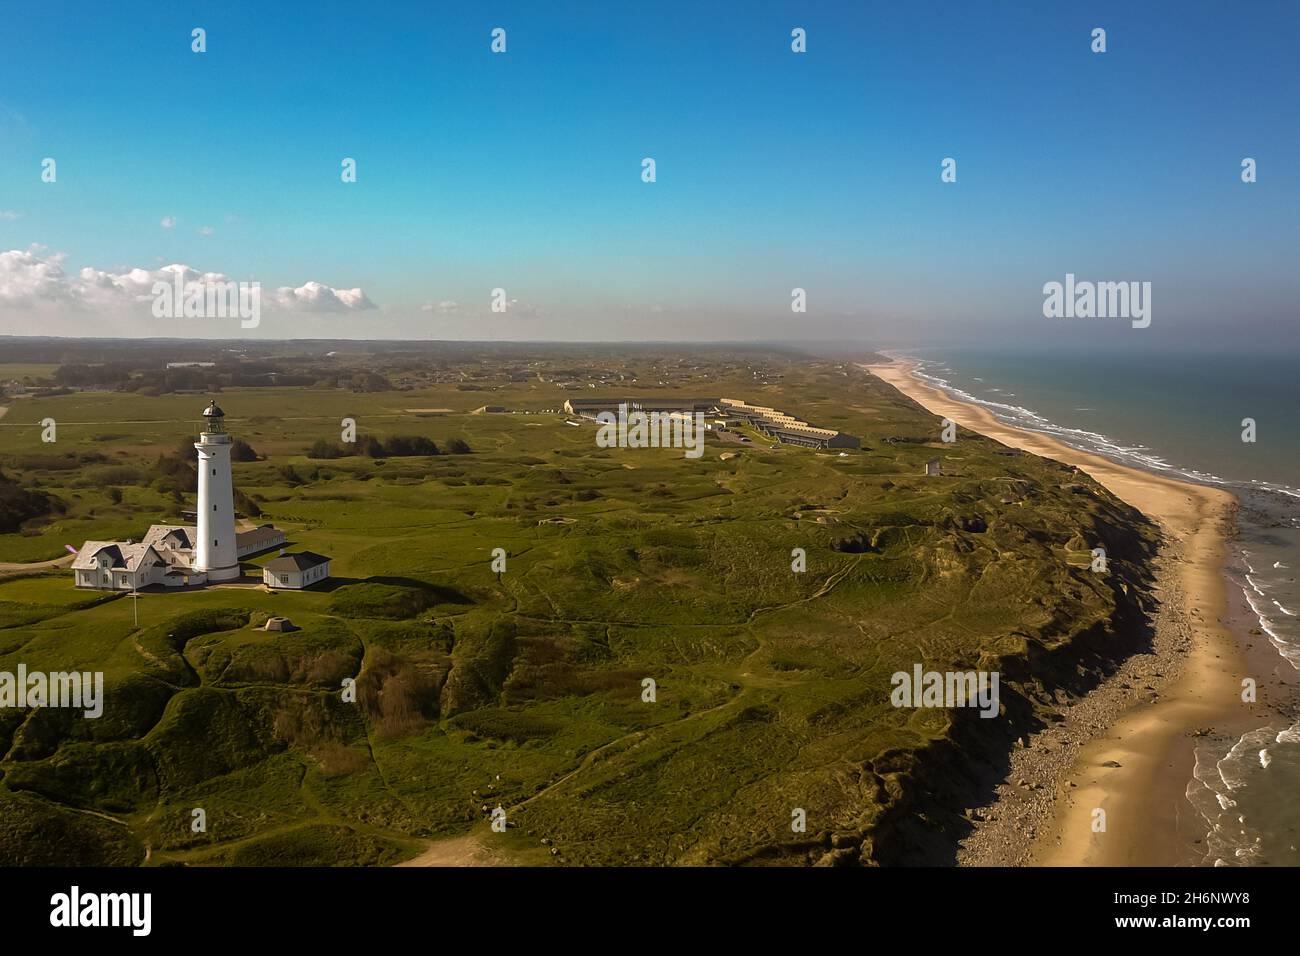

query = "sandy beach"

[{"left": 864, "top": 356, "right": 1268, "bottom": 867}]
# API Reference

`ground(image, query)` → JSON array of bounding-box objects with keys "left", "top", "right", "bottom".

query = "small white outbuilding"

[{"left": 262, "top": 551, "right": 332, "bottom": 590}]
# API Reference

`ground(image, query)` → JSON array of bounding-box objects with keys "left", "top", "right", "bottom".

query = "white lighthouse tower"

[{"left": 193, "top": 401, "right": 240, "bottom": 581}]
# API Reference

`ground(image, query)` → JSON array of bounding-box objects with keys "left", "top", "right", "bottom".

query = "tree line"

[{"left": 307, "top": 435, "right": 472, "bottom": 459}]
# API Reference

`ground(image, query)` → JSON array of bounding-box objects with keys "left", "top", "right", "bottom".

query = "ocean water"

[{"left": 905, "top": 346, "right": 1300, "bottom": 866}]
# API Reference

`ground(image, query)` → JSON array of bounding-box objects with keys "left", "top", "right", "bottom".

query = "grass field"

[
  {"left": 0, "top": 363, "right": 61, "bottom": 384},
  {"left": 0, "top": 350, "right": 1158, "bottom": 865}
]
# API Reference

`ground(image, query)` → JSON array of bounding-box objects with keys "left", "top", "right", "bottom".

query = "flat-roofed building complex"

[
  {"left": 718, "top": 399, "right": 860, "bottom": 449},
  {"left": 562, "top": 396, "right": 859, "bottom": 450},
  {"left": 563, "top": 397, "right": 720, "bottom": 418}
]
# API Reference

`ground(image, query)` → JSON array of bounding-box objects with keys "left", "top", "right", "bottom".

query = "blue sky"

[{"left": 1, "top": 0, "right": 1297, "bottom": 346}]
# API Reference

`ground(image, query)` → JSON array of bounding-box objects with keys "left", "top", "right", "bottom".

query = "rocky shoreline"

[
  {"left": 866, "top": 357, "right": 1268, "bottom": 867},
  {"left": 954, "top": 542, "right": 1195, "bottom": 865}
]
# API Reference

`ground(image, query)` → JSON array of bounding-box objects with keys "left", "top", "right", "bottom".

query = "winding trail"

[{"left": 397, "top": 553, "right": 865, "bottom": 867}]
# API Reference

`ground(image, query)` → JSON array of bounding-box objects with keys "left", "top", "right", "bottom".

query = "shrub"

[
  {"left": 329, "top": 582, "right": 440, "bottom": 620},
  {"left": 0, "top": 470, "right": 61, "bottom": 534},
  {"left": 354, "top": 647, "right": 440, "bottom": 737},
  {"left": 230, "top": 439, "right": 260, "bottom": 462},
  {"left": 384, "top": 435, "right": 439, "bottom": 457},
  {"left": 307, "top": 439, "right": 347, "bottom": 460}
]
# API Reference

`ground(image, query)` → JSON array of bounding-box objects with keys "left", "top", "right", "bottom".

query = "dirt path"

[
  {"left": 396, "top": 833, "right": 515, "bottom": 867},
  {"left": 0, "top": 553, "right": 75, "bottom": 579}
]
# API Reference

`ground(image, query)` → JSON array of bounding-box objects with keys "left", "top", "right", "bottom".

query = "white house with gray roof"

[
  {"left": 262, "top": 551, "right": 332, "bottom": 590},
  {"left": 72, "top": 542, "right": 168, "bottom": 591}
]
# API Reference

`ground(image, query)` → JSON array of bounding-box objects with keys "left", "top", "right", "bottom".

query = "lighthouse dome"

[{"left": 202, "top": 402, "right": 225, "bottom": 419}]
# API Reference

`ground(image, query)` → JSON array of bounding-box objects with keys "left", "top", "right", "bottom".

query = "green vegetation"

[
  {"left": 0, "top": 347, "right": 1157, "bottom": 866},
  {"left": 310, "top": 435, "right": 442, "bottom": 459},
  {"left": 0, "top": 469, "right": 63, "bottom": 534}
]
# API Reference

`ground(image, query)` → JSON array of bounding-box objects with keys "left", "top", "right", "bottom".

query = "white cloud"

[
  {"left": 507, "top": 299, "right": 546, "bottom": 319},
  {"left": 0, "top": 246, "right": 74, "bottom": 306},
  {"left": 0, "top": 210, "right": 20, "bottom": 221},
  {"left": 197, "top": 225, "right": 214, "bottom": 236},
  {"left": 272, "top": 281, "right": 375, "bottom": 312},
  {"left": 160, "top": 216, "right": 176, "bottom": 229},
  {"left": 0, "top": 247, "right": 376, "bottom": 313},
  {"left": 415, "top": 296, "right": 545, "bottom": 319}
]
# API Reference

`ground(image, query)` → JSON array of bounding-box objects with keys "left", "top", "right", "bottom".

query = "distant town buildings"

[
  {"left": 562, "top": 396, "right": 859, "bottom": 450},
  {"left": 564, "top": 397, "right": 717, "bottom": 417}
]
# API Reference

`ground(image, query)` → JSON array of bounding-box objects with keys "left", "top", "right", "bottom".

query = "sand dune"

[{"left": 865, "top": 358, "right": 1245, "bottom": 866}]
